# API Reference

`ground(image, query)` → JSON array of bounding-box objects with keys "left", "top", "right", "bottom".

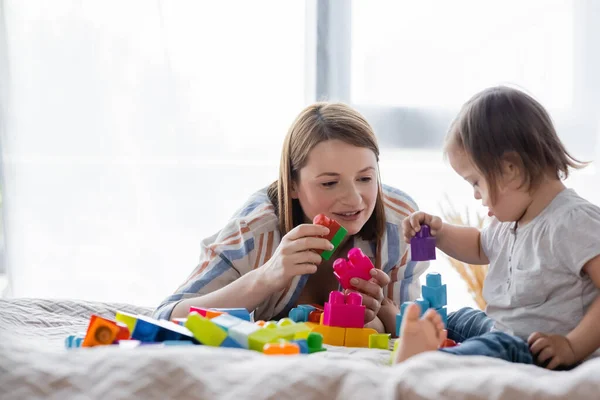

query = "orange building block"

[
  {"left": 263, "top": 340, "right": 301, "bottom": 355},
  {"left": 308, "top": 310, "right": 323, "bottom": 323},
  {"left": 344, "top": 327, "right": 378, "bottom": 348},
  {"left": 82, "top": 315, "right": 121, "bottom": 347},
  {"left": 311, "top": 324, "right": 345, "bottom": 346}
]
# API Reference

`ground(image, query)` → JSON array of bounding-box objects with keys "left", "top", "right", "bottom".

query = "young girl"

[
  {"left": 396, "top": 86, "right": 600, "bottom": 369},
  {"left": 154, "top": 102, "right": 429, "bottom": 334}
]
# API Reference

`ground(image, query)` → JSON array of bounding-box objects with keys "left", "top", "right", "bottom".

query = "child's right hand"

[
  {"left": 260, "top": 224, "right": 333, "bottom": 292},
  {"left": 402, "top": 211, "right": 443, "bottom": 244}
]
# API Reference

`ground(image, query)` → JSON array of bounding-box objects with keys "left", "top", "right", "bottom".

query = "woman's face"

[{"left": 292, "top": 139, "right": 379, "bottom": 235}]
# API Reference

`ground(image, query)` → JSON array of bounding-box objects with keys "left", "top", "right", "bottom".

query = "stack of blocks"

[
  {"left": 311, "top": 291, "right": 378, "bottom": 348},
  {"left": 396, "top": 273, "right": 447, "bottom": 337}
]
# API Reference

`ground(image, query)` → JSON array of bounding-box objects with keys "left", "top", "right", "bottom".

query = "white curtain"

[
  {"left": 1, "top": 0, "right": 598, "bottom": 308},
  {"left": 0, "top": 1, "right": 306, "bottom": 305}
]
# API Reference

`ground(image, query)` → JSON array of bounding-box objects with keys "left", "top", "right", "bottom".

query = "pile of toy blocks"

[{"left": 66, "top": 306, "right": 327, "bottom": 355}]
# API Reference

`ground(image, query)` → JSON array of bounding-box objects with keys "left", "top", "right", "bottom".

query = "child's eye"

[{"left": 473, "top": 181, "right": 479, "bottom": 187}]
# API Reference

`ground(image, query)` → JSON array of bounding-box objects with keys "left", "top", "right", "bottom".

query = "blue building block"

[
  {"left": 131, "top": 316, "right": 161, "bottom": 342},
  {"left": 288, "top": 305, "right": 316, "bottom": 322},
  {"left": 422, "top": 273, "right": 447, "bottom": 309},
  {"left": 65, "top": 334, "right": 85, "bottom": 349},
  {"left": 211, "top": 314, "right": 245, "bottom": 332},
  {"left": 292, "top": 339, "right": 309, "bottom": 354},
  {"left": 213, "top": 308, "right": 252, "bottom": 321},
  {"left": 435, "top": 307, "right": 448, "bottom": 327},
  {"left": 163, "top": 340, "right": 196, "bottom": 346},
  {"left": 395, "top": 313, "right": 402, "bottom": 337},
  {"left": 220, "top": 336, "right": 244, "bottom": 349}
]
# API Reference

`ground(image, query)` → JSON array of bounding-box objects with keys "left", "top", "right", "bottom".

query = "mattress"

[{"left": 1, "top": 298, "right": 599, "bottom": 399}]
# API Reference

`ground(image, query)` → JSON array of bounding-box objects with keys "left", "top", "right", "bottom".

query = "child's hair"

[
  {"left": 267, "top": 102, "right": 385, "bottom": 248},
  {"left": 445, "top": 86, "right": 588, "bottom": 202}
]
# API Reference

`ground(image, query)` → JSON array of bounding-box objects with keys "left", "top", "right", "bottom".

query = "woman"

[{"left": 154, "top": 103, "right": 428, "bottom": 334}]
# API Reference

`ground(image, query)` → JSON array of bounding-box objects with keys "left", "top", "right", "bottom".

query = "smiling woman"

[{"left": 154, "top": 102, "right": 430, "bottom": 335}]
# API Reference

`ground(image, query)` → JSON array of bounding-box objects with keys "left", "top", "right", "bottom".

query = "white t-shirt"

[{"left": 481, "top": 188, "right": 600, "bottom": 344}]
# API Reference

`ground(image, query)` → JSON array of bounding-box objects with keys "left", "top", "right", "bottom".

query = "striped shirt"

[{"left": 154, "top": 184, "right": 429, "bottom": 321}]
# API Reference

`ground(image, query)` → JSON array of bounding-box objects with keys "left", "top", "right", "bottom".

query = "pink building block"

[
  {"left": 333, "top": 248, "right": 374, "bottom": 290},
  {"left": 323, "top": 291, "right": 365, "bottom": 329}
]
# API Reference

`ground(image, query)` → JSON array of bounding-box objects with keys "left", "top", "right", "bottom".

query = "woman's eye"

[
  {"left": 321, "top": 181, "right": 337, "bottom": 187},
  {"left": 359, "top": 177, "right": 373, "bottom": 183},
  {"left": 473, "top": 181, "right": 479, "bottom": 187}
]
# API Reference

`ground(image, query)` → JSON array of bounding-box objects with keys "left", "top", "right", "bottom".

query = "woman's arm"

[{"left": 171, "top": 269, "right": 271, "bottom": 319}]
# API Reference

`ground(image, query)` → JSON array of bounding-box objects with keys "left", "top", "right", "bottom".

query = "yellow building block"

[
  {"left": 311, "top": 325, "right": 345, "bottom": 346},
  {"left": 185, "top": 312, "right": 227, "bottom": 346},
  {"left": 277, "top": 322, "right": 312, "bottom": 340},
  {"left": 369, "top": 333, "right": 391, "bottom": 350},
  {"left": 115, "top": 311, "right": 138, "bottom": 334},
  {"left": 344, "top": 327, "right": 378, "bottom": 348}
]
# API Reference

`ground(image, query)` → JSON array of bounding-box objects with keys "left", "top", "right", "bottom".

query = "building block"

[
  {"left": 247, "top": 327, "right": 283, "bottom": 352},
  {"left": 189, "top": 306, "right": 223, "bottom": 319},
  {"left": 421, "top": 273, "right": 447, "bottom": 309},
  {"left": 289, "top": 305, "right": 316, "bottom": 322},
  {"left": 255, "top": 320, "right": 266, "bottom": 327},
  {"left": 155, "top": 320, "right": 195, "bottom": 342},
  {"left": 171, "top": 318, "right": 187, "bottom": 326},
  {"left": 277, "top": 318, "right": 295, "bottom": 327},
  {"left": 162, "top": 340, "right": 196, "bottom": 346},
  {"left": 292, "top": 339, "right": 309, "bottom": 354},
  {"left": 411, "top": 224, "right": 436, "bottom": 261},
  {"left": 333, "top": 247, "right": 374, "bottom": 290},
  {"left": 277, "top": 322, "right": 312, "bottom": 340},
  {"left": 344, "top": 327, "right": 378, "bottom": 348},
  {"left": 131, "top": 316, "right": 161, "bottom": 342},
  {"left": 289, "top": 308, "right": 307, "bottom": 322},
  {"left": 228, "top": 320, "right": 261, "bottom": 349},
  {"left": 263, "top": 340, "right": 301, "bottom": 355},
  {"left": 185, "top": 312, "right": 227, "bottom": 346},
  {"left": 308, "top": 310, "right": 323, "bottom": 323},
  {"left": 306, "top": 332, "right": 327, "bottom": 353},
  {"left": 82, "top": 315, "right": 122, "bottom": 347},
  {"left": 311, "top": 324, "right": 346, "bottom": 346},
  {"left": 323, "top": 291, "right": 365, "bottom": 329},
  {"left": 211, "top": 314, "right": 245, "bottom": 332},
  {"left": 65, "top": 333, "right": 85, "bottom": 349},
  {"left": 436, "top": 307, "right": 448, "bottom": 327},
  {"left": 115, "top": 311, "right": 138, "bottom": 334},
  {"left": 219, "top": 336, "right": 244, "bottom": 349},
  {"left": 313, "top": 214, "right": 348, "bottom": 260},
  {"left": 118, "top": 340, "right": 142, "bottom": 348},
  {"left": 369, "top": 333, "right": 391, "bottom": 350},
  {"left": 263, "top": 321, "right": 279, "bottom": 329},
  {"left": 213, "top": 308, "right": 251, "bottom": 321}
]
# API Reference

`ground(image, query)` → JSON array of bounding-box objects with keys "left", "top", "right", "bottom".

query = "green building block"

[
  {"left": 185, "top": 313, "right": 227, "bottom": 346},
  {"left": 320, "top": 226, "right": 348, "bottom": 260},
  {"left": 248, "top": 328, "right": 283, "bottom": 352},
  {"left": 369, "top": 333, "right": 391, "bottom": 350},
  {"left": 307, "top": 332, "right": 326, "bottom": 354}
]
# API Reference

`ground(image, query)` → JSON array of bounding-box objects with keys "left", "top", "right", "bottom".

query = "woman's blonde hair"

[{"left": 267, "top": 102, "right": 386, "bottom": 268}]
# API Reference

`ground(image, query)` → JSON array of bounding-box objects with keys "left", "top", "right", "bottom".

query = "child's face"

[
  {"left": 448, "top": 145, "right": 530, "bottom": 222},
  {"left": 292, "top": 139, "right": 379, "bottom": 235}
]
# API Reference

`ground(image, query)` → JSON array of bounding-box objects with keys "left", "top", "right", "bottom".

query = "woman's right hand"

[
  {"left": 260, "top": 224, "right": 334, "bottom": 292},
  {"left": 402, "top": 211, "right": 443, "bottom": 244}
]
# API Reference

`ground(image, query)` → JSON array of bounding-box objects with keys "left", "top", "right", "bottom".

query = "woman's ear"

[{"left": 290, "top": 181, "right": 299, "bottom": 199}]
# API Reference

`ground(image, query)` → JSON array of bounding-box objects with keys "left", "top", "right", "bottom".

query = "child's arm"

[
  {"left": 529, "top": 254, "right": 600, "bottom": 368},
  {"left": 403, "top": 212, "right": 489, "bottom": 265}
]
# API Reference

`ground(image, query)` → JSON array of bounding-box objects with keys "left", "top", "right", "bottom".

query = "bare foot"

[{"left": 394, "top": 304, "right": 445, "bottom": 364}]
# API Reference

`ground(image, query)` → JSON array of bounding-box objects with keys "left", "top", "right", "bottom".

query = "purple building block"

[{"left": 411, "top": 224, "right": 436, "bottom": 261}]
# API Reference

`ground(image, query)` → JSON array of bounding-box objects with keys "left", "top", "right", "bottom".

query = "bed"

[{"left": 1, "top": 298, "right": 599, "bottom": 399}]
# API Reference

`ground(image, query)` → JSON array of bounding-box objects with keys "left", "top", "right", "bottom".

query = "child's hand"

[
  {"left": 402, "top": 211, "right": 443, "bottom": 244},
  {"left": 528, "top": 332, "right": 577, "bottom": 369}
]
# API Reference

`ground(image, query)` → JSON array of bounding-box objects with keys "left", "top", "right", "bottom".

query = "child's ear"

[{"left": 501, "top": 152, "right": 523, "bottom": 187}]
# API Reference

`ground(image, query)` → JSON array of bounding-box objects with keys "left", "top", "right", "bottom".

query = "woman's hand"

[
  {"left": 259, "top": 224, "right": 333, "bottom": 293},
  {"left": 402, "top": 211, "right": 444, "bottom": 243},
  {"left": 346, "top": 269, "right": 391, "bottom": 324}
]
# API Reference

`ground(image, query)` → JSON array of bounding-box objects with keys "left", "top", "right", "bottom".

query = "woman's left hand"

[{"left": 345, "top": 269, "right": 391, "bottom": 324}]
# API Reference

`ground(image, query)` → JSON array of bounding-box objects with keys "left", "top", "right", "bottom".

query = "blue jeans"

[{"left": 439, "top": 307, "right": 533, "bottom": 365}]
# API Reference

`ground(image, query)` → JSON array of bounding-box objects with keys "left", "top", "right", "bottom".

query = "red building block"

[
  {"left": 323, "top": 291, "right": 365, "bottom": 329},
  {"left": 333, "top": 247, "right": 374, "bottom": 290},
  {"left": 313, "top": 214, "right": 348, "bottom": 260}
]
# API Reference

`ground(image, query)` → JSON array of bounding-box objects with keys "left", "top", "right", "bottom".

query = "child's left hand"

[
  {"left": 528, "top": 332, "right": 577, "bottom": 369},
  {"left": 344, "top": 269, "right": 390, "bottom": 324}
]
